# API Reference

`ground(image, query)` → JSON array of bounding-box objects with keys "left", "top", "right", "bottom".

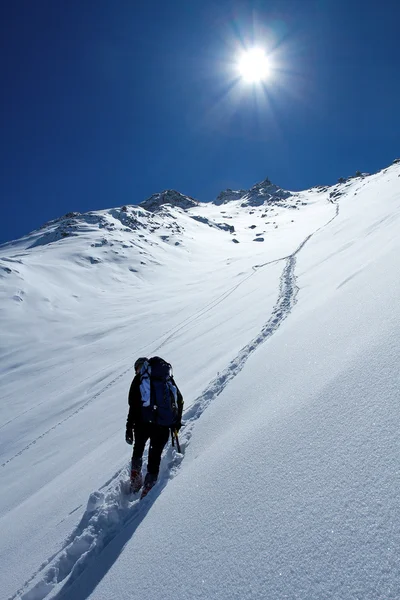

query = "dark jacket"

[{"left": 126, "top": 374, "right": 184, "bottom": 430}]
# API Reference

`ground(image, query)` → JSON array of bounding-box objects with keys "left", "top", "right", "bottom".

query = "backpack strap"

[
  {"left": 149, "top": 376, "right": 158, "bottom": 422},
  {"left": 139, "top": 362, "right": 151, "bottom": 407}
]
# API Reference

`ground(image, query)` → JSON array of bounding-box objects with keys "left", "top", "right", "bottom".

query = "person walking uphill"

[{"left": 125, "top": 356, "right": 184, "bottom": 498}]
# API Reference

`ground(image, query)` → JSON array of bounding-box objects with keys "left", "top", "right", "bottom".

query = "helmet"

[{"left": 134, "top": 357, "right": 148, "bottom": 373}]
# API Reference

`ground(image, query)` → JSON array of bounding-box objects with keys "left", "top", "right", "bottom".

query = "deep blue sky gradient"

[{"left": 1, "top": 0, "right": 399, "bottom": 243}]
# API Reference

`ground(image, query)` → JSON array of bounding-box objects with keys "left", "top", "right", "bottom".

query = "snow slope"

[{"left": 1, "top": 164, "right": 399, "bottom": 600}]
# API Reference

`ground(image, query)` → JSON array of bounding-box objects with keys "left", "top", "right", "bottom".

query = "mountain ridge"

[{"left": 3, "top": 160, "right": 397, "bottom": 249}]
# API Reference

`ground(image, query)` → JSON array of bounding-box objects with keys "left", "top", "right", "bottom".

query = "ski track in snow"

[
  {"left": 10, "top": 205, "right": 339, "bottom": 600},
  {"left": 1, "top": 371, "right": 130, "bottom": 469}
]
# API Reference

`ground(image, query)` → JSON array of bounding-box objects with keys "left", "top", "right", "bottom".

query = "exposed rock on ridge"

[
  {"left": 139, "top": 190, "right": 199, "bottom": 212},
  {"left": 215, "top": 177, "right": 292, "bottom": 207}
]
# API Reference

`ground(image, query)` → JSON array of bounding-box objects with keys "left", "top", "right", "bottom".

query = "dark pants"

[{"left": 132, "top": 423, "right": 170, "bottom": 476}]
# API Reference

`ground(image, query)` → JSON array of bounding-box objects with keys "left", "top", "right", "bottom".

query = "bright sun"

[{"left": 237, "top": 47, "right": 272, "bottom": 83}]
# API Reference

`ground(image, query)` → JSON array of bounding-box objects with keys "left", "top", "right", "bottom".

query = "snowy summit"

[{"left": 1, "top": 162, "right": 400, "bottom": 600}]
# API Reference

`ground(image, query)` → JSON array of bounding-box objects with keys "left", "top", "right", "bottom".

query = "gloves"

[
  {"left": 174, "top": 421, "right": 182, "bottom": 433},
  {"left": 125, "top": 427, "right": 133, "bottom": 445}
]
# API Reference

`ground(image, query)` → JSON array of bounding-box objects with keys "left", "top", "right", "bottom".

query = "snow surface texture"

[{"left": 1, "top": 166, "right": 400, "bottom": 599}]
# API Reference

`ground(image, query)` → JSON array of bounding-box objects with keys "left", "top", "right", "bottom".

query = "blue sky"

[{"left": 1, "top": 0, "right": 399, "bottom": 244}]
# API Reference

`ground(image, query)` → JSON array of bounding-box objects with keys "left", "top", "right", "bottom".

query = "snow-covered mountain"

[{"left": 1, "top": 163, "right": 400, "bottom": 600}]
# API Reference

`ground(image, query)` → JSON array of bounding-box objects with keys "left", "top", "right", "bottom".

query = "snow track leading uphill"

[{"left": 185, "top": 204, "right": 339, "bottom": 425}]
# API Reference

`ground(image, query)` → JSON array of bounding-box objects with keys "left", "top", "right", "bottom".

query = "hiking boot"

[
  {"left": 130, "top": 469, "right": 143, "bottom": 493},
  {"left": 140, "top": 473, "right": 158, "bottom": 499},
  {"left": 130, "top": 458, "right": 143, "bottom": 493}
]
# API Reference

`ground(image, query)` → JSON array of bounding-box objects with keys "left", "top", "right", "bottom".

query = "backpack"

[{"left": 139, "top": 356, "right": 178, "bottom": 427}]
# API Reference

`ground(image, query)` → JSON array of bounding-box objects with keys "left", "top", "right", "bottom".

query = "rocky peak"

[
  {"left": 214, "top": 188, "right": 247, "bottom": 205},
  {"left": 244, "top": 178, "right": 292, "bottom": 206},
  {"left": 139, "top": 190, "right": 199, "bottom": 213},
  {"left": 214, "top": 177, "right": 292, "bottom": 207}
]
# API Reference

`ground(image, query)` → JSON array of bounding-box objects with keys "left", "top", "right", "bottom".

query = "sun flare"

[{"left": 237, "top": 47, "right": 272, "bottom": 83}]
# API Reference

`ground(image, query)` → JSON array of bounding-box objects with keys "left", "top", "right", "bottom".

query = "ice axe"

[{"left": 171, "top": 428, "right": 181, "bottom": 453}]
